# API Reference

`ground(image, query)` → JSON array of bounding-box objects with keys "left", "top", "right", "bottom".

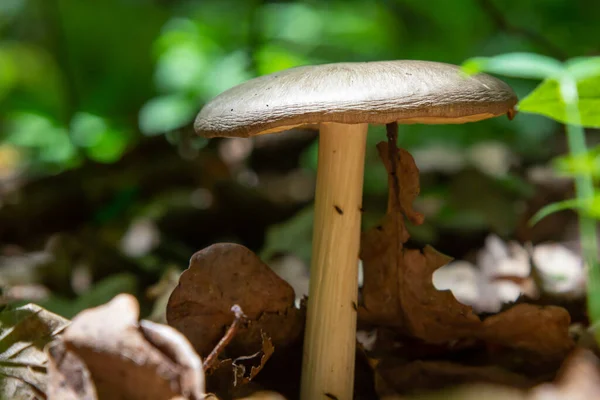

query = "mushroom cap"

[{"left": 195, "top": 60, "right": 517, "bottom": 138}]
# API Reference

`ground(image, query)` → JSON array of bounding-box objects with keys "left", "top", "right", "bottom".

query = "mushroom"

[{"left": 194, "top": 60, "right": 517, "bottom": 400}]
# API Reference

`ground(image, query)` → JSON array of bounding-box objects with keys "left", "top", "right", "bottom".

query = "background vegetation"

[{"left": 0, "top": 0, "right": 598, "bottom": 319}]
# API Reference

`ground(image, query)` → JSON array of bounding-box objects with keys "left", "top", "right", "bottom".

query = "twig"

[
  {"left": 386, "top": 122, "right": 401, "bottom": 213},
  {"left": 203, "top": 305, "right": 247, "bottom": 371},
  {"left": 386, "top": 122, "right": 404, "bottom": 318},
  {"left": 477, "top": 0, "right": 568, "bottom": 60}
]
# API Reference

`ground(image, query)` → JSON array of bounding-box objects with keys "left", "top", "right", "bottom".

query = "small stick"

[
  {"left": 386, "top": 122, "right": 403, "bottom": 293},
  {"left": 203, "top": 304, "right": 247, "bottom": 371},
  {"left": 386, "top": 122, "right": 401, "bottom": 213}
]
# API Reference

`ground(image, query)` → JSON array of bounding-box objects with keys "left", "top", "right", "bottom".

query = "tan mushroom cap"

[{"left": 195, "top": 60, "right": 517, "bottom": 138}]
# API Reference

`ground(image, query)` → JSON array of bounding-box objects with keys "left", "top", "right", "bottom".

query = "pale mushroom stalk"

[
  {"left": 301, "top": 122, "right": 367, "bottom": 400},
  {"left": 193, "top": 60, "right": 517, "bottom": 400}
]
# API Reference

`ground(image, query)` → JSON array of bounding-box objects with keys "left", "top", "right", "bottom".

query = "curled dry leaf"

[
  {"left": 359, "top": 142, "right": 480, "bottom": 342},
  {"left": 46, "top": 294, "right": 205, "bottom": 400},
  {"left": 479, "top": 304, "right": 573, "bottom": 358},
  {"left": 232, "top": 332, "right": 274, "bottom": 387},
  {"left": 0, "top": 303, "right": 69, "bottom": 400},
  {"left": 47, "top": 340, "right": 96, "bottom": 400},
  {"left": 359, "top": 142, "right": 573, "bottom": 357},
  {"left": 140, "top": 319, "right": 205, "bottom": 398},
  {"left": 167, "top": 243, "right": 303, "bottom": 357},
  {"left": 206, "top": 332, "right": 276, "bottom": 399}
]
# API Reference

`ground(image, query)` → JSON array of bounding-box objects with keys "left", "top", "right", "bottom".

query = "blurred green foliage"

[
  {"left": 1, "top": 0, "right": 599, "bottom": 322},
  {"left": 462, "top": 51, "right": 600, "bottom": 342},
  {"left": 2, "top": 0, "right": 599, "bottom": 175}
]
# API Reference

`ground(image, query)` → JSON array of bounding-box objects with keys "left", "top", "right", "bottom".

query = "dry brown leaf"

[
  {"left": 359, "top": 142, "right": 573, "bottom": 359},
  {"left": 206, "top": 332, "right": 278, "bottom": 400},
  {"left": 0, "top": 303, "right": 69, "bottom": 399},
  {"left": 401, "top": 246, "right": 482, "bottom": 342},
  {"left": 359, "top": 142, "right": 480, "bottom": 342},
  {"left": 167, "top": 243, "right": 303, "bottom": 356},
  {"left": 232, "top": 332, "right": 274, "bottom": 387},
  {"left": 375, "top": 359, "right": 533, "bottom": 398},
  {"left": 46, "top": 340, "right": 96, "bottom": 400},
  {"left": 140, "top": 319, "right": 206, "bottom": 398},
  {"left": 46, "top": 294, "right": 205, "bottom": 400},
  {"left": 479, "top": 304, "right": 573, "bottom": 358},
  {"left": 359, "top": 144, "right": 420, "bottom": 325},
  {"left": 226, "top": 305, "right": 304, "bottom": 358}
]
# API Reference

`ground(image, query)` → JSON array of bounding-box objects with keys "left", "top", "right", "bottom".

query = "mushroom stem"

[{"left": 301, "top": 122, "right": 368, "bottom": 400}]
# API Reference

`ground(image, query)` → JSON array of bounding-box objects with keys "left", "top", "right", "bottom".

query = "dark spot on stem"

[
  {"left": 325, "top": 393, "right": 338, "bottom": 400},
  {"left": 334, "top": 205, "right": 343, "bottom": 215},
  {"left": 376, "top": 225, "right": 383, "bottom": 231},
  {"left": 359, "top": 206, "right": 365, "bottom": 212},
  {"left": 352, "top": 301, "right": 358, "bottom": 311}
]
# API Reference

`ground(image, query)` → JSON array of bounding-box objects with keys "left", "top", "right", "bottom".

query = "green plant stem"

[{"left": 563, "top": 87, "right": 600, "bottom": 338}]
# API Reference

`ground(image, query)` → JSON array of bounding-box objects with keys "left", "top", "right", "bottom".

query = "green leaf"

[
  {"left": 154, "top": 42, "right": 209, "bottom": 93},
  {"left": 0, "top": 304, "right": 69, "bottom": 399},
  {"left": 38, "top": 132, "right": 77, "bottom": 164},
  {"left": 139, "top": 94, "right": 197, "bottom": 136},
  {"left": 553, "top": 146, "right": 600, "bottom": 177},
  {"left": 6, "top": 112, "right": 59, "bottom": 147},
  {"left": 70, "top": 112, "right": 107, "bottom": 148},
  {"left": 518, "top": 76, "right": 600, "bottom": 127},
  {"left": 566, "top": 56, "right": 600, "bottom": 80},
  {"left": 6, "top": 112, "right": 77, "bottom": 165},
  {"left": 529, "top": 198, "right": 584, "bottom": 226},
  {"left": 85, "top": 128, "right": 129, "bottom": 163},
  {"left": 200, "top": 50, "right": 253, "bottom": 99},
  {"left": 70, "top": 112, "right": 130, "bottom": 163},
  {"left": 462, "top": 53, "right": 564, "bottom": 79},
  {"left": 586, "top": 196, "right": 600, "bottom": 220}
]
